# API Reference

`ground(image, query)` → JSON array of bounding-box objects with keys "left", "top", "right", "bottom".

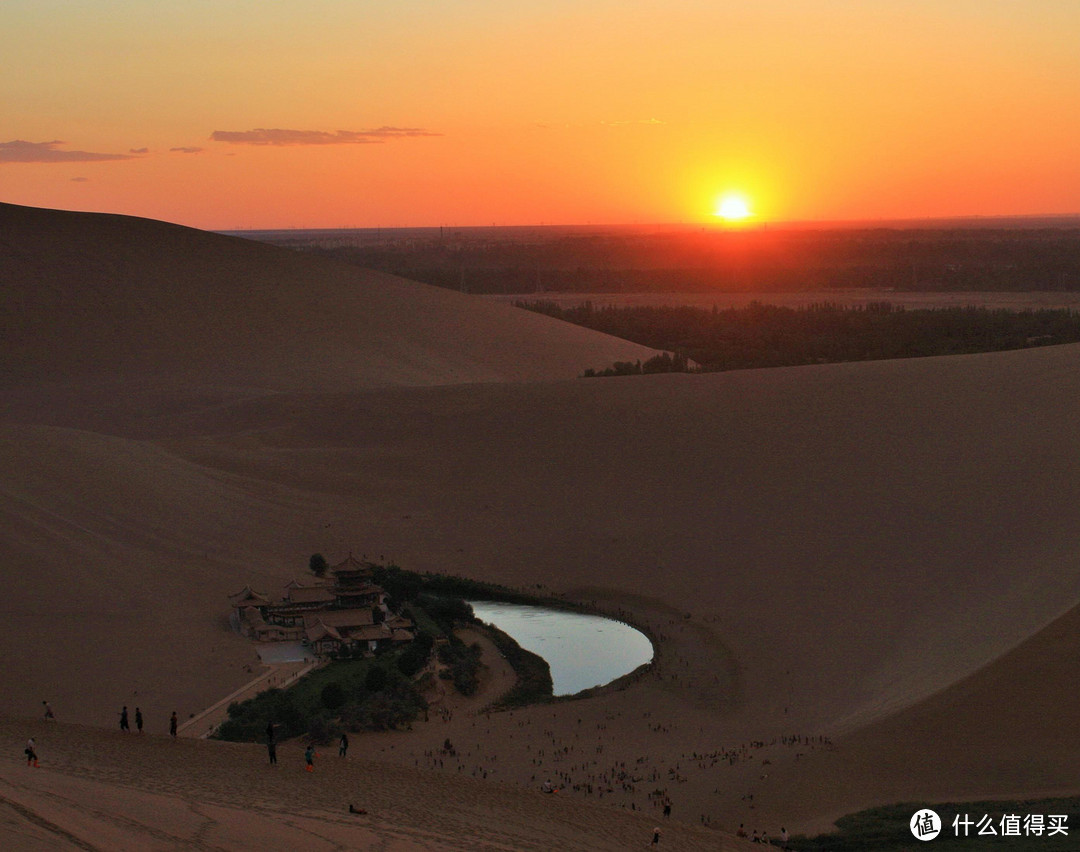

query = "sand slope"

[
  {"left": 0, "top": 202, "right": 657, "bottom": 393},
  {"left": 4, "top": 203, "right": 1080, "bottom": 841},
  {"left": 0, "top": 719, "right": 754, "bottom": 851}
]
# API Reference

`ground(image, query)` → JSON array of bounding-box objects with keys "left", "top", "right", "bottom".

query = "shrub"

[
  {"left": 398, "top": 632, "right": 434, "bottom": 678},
  {"left": 321, "top": 682, "right": 346, "bottom": 710},
  {"left": 365, "top": 665, "right": 389, "bottom": 693}
]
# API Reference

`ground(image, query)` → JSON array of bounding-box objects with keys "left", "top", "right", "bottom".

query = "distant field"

[{"left": 488, "top": 290, "right": 1080, "bottom": 311}]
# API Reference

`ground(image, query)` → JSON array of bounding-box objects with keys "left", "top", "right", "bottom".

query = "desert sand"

[{"left": 4, "top": 201, "right": 1080, "bottom": 847}]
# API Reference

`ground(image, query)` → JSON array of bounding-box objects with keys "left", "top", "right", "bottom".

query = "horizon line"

[{"left": 218, "top": 211, "right": 1080, "bottom": 236}]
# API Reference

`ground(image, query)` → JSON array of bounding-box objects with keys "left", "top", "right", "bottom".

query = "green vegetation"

[
  {"left": 789, "top": 798, "right": 1080, "bottom": 851},
  {"left": 582, "top": 351, "right": 692, "bottom": 378},
  {"left": 309, "top": 552, "right": 328, "bottom": 577},
  {"left": 216, "top": 564, "right": 576, "bottom": 742},
  {"left": 515, "top": 300, "right": 1080, "bottom": 374},
  {"left": 382, "top": 568, "right": 555, "bottom": 703},
  {"left": 372, "top": 564, "right": 551, "bottom": 608},
  {"left": 484, "top": 624, "right": 553, "bottom": 709},
  {"left": 437, "top": 640, "right": 483, "bottom": 696},
  {"left": 216, "top": 653, "right": 428, "bottom": 742}
]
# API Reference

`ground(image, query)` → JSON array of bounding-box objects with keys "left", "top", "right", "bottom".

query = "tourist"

[
  {"left": 119, "top": 706, "right": 129, "bottom": 732},
  {"left": 42, "top": 701, "right": 55, "bottom": 721},
  {"left": 780, "top": 826, "right": 790, "bottom": 849},
  {"left": 651, "top": 826, "right": 661, "bottom": 846},
  {"left": 662, "top": 798, "right": 671, "bottom": 818},
  {"left": 25, "top": 737, "right": 38, "bottom": 767},
  {"left": 339, "top": 732, "right": 349, "bottom": 757},
  {"left": 135, "top": 707, "right": 143, "bottom": 733},
  {"left": 169, "top": 711, "right": 178, "bottom": 738},
  {"left": 266, "top": 720, "right": 275, "bottom": 744},
  {"left": 305, "top": 743, "right": 316, "bottom": 772},
  {"left": 267, "top": 738, "right": 277, "bottom": 766}
]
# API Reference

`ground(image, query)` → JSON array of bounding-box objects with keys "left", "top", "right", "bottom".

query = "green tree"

[
  {"left": 309, "top": 553, "right": 329, "bottom": 577},
  {"left": 365, "top": 665, "right": 389, "bottom": 693},
  {"left": 321, "top": 682, "right": 346, "bottom": 711}
]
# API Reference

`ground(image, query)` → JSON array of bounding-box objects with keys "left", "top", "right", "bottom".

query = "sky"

[{"left": 3, "top": 0, "right": 1079, "bottom": 230}]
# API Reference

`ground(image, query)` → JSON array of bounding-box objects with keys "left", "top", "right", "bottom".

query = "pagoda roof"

[
  {"left": 285, "top": 578, "right": 331, "bottom": 590},
  {"left": 302, "top": 609, "right": 375, "bottom": 630},
  {"left": 229, "top": 586, "right": 270, "bottom": 606},
  {"left": 335, "top": 583, "right": 385, "bottom": 597},
  {"left": 286, "top": 586, "right": 336, "bottom": 605},
  {"left": 305, "top": 621, "right": 343, "bottom": 643},
  {"left": 352, "top": 623, "right": 393, "bottom": 642},
  {"left": 330, "top": 553, "right": 377, "bottom": 575}
]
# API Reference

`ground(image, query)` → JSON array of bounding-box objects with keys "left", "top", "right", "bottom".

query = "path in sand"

[{"left": 177, "top": 660, "right": 320, "bottom": 739}]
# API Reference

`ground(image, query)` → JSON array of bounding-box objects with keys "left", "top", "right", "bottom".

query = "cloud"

[
  {"left": 0, "top": 140, "right": 136, "bottom": 163},
  {"left": 129, "top": 147, "right": 149, "bottom": 154},
  {"left": 170, "top": 146, "right": 203, "bottom": 154},
  {"left": 601, "top": 118, "right": 665, "bottom": 127},
  {"left": 71, "top": 177, "right": 89, "bottom": 182},
  {"left": 210, "top": 127, "right": 441, "bottom": 146}
]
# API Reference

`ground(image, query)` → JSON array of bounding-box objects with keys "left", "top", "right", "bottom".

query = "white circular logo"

[{"left": 910, "top": 809, "right": 941, "bottom": 841}]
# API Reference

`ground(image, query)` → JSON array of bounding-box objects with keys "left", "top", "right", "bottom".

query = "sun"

[{"left": 714, "top": 194, "right": 752, "bottom": 222}]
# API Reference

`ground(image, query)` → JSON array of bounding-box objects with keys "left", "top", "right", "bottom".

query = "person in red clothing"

[{"left": 25, "top": 737, "right": 39, "bottom": 767}]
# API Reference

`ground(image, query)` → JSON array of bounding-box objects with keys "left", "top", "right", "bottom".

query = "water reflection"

[{"left": 467, "top": 601, "right": 653, "bottom": 696}]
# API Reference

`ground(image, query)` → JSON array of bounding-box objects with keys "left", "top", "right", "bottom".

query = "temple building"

[{"left": 229, "top": 555, "right": 413, "bottom": 656}]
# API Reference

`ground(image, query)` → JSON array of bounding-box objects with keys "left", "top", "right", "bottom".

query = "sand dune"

[
  {"left": 0, "top": 202, "right": 658, "bottom": 395},
  {"left": 0, "top": 718, "right": 754, "bottom": 851},
  {"left": 4, "top": 203, "right": 1080, "bottom": 844}
]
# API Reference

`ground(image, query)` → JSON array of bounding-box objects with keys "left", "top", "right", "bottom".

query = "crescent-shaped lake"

[{"left": 467, "top": 601, "right": 654, "bottom": 696}]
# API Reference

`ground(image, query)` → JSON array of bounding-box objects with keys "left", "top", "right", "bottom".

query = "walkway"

[{"left": 177, "top": 659, "right": 321, "bottom": 738}]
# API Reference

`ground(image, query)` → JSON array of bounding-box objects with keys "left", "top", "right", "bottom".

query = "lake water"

[
  {"left": 255, "top": 641, "right": 316, "bottom": 664},
  {"left": 467, "top": 601, "right": 654, "bottom": 696}
]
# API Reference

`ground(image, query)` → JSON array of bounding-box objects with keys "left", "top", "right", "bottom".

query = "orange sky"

[{"left": 3, "top": 1, "right": 1079, "bottom": 229}]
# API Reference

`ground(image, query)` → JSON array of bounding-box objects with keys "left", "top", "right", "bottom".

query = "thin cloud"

[
  {"left": 170, "top": 146, "right": 203, "bottom": 154},
  {"left": 0, "top": 140, "right": 136, "bottom": 163},
  {"left": 129, "top": 147, "right": 149, "bottom": 154},
  {"left": 601, "top": 118, "right": 665, "bottom": 127},
  {"left": 210, "top": 127, "right": 440, "bottom": 146},
  {"left": 71, "top": 177, "right": 89, "bottom": 182}
]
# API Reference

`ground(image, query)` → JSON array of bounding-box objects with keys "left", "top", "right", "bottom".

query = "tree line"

[{"left": 515, "top": 300, "right": 1080, "bottom": 374}]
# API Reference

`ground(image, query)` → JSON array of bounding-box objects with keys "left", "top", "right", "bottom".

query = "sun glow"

[{"left": 715, "top": 194, "right": 753, "bottom": 222}]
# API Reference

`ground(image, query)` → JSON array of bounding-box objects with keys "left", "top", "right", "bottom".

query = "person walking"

[
  {"left": 169, "top": 711, "right": 178, "bottom": 738},
  {"left": 25, "top": 738, "right": 39, "bottom": 767},
  {"left": 650, "top": 826, "right": 661, "bottom": 846},
  {"left": 305, "top": 743, "right": 316, "bottom": 772},
  {"left": 135, "top": 707, "right": 143, "bottom": 733},
  {"left": 267, "top": 738, "right": 277, "bottom": 766},
  {"left": 339, "top": 733, "right": 349, "bottom": 757},
  {"left": 119, "top": 706, "right": 130, "bottom": 732},
  {"left": 42, "top": 701, "right": 55, "bottom": 721}
]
